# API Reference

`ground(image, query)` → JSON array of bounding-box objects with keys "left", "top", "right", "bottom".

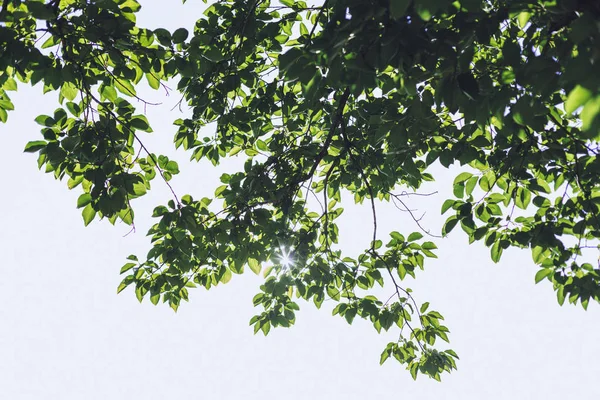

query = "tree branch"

[{"left": 290, "top": 87, "right": 350, "bottom": 186}]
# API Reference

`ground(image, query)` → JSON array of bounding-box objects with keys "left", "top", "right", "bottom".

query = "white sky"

[{"left": 1, "top": 2, "right": 599, "bottom": 399}]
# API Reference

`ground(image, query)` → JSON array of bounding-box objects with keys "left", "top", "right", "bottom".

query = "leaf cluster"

[{"left": 3, "top": 0, "right": 600, "bottom": 379}]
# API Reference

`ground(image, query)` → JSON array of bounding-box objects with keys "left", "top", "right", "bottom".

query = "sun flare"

[{"left": 277, "top": 246, "right": 294, "bottom": 270}]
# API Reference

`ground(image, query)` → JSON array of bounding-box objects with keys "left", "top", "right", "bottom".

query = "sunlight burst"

[{"left": 277, "top": 246, "right": 294, "bottom": 270}]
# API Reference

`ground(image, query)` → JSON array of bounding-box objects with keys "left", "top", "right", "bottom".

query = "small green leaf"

[
  {"left": 517, "top": 12, "right": 531, "bottom": 28},
  {"left": 380, "top": 348, "right": 391, "bottom": 365},
  {"left": 465, "top": 176, "right": 478, "bottom": 196},
  {"left": 132, "top": 182, "right": 147, "bottom": 196},
  {"left": 248, "top": 258, "right": 261, "bottom": 274},
  {"left": 490, "top": 241, "right": 502, "bottom": 263},
  {"left": 60, "top": 82, "right": 78, "bottom": 101},
  {"left": 120, "top": 263, "right": 136, "bottom": 274},
  {"left": 100, "top": 85, "right": 118, "bottom": 102},
  {"left": 344, "top": 308, "right": 357, "bottom": 324},
  {"left": 453, "top": 172, "right": 473, "bottom": 185},
  {"left": 565, "top": 85, "right": 592, "bottom": 114},
  {"left": 135, "top": 286, "right": 145, "bottom": 302},
  {"left": 82, "top": 204, "right": 96, "bottom": 226},
  {"left": 114, "top": 79, "right": 136, "bottom": 97},
  {"left": 117, "top": 276, "right": 134, "bottom": 294},
  {"left": 422, "top": 241, "right": 437, "bottom": 250},
  {"left": 172, "top": 28, "right": 189, "bottom": 44},
  {"left": 152, "top": 206, "right": 169, "bottom": 217},
  {"left": 581, "top": 96, "right": 600, "bottom": 132},
  {"left": 442, "top": 216, "right": 458, "bottom": 236},
  {"left": 534, "top": 268, "right": 552, "bottom": 283},
  {"left": 531, "top": 245, "right": 545, "bottom": 263},
  {"left": 390, "top": 0, "right": 411, "bottom": 19},
  {"left": 215, "top": 185, "right": 228, "bottom": 196},
  {"left": 23, "top": 140, "right": 47, "bottom": 153},
  {"left": 441, "top": 199, "right": 455, "bottom": 214},
  {"left": 150, "top": 293, "right": 160, "bottom": 305},
  {"left": 34, "top": 115, "right": 54, "bottom": 127},
  {"left": 557, "top": 286, "right": 565, "bottom": 305},
  {"left": 27, "top": 1, "right": 55, "bottom": 19},
  {"left": 77, "top": 193, "right": 92, "bottom": 208},
  {"left": 221, "top": 267, "right": 232, "bottom": 283},
  {"left": 256, "top": 139, "right": 268, "bottom": 152},
  {"left": 146, "top": 73, "right": 160, "bottom": 90},
  {"left": 131, "top": 115, "right": 152, "bottom": 132},
  {"left": 407, "top": 232, "right": 423, "bottom": 242},
  {"left": 165, "top": 160, "right": 179, "bottom": 174},
  {"left": 3, "top": 77, "right": 17, "bottom": 91},
  {"left": 119, "top": 208, "right": 134, "bottom": 225}
]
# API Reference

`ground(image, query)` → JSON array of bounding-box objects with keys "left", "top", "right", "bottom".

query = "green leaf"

[
  {"left": 557, "top": 286, "right": 565, "bottom": 306},
  {"left": 131, "top": 115, "right": 152, "bottom": 132},
  {"left": 120, "top": 262, "right": 136, "bottom": 274},
  {"left": 565, "top": 85, "right": 592, "bottom": 115},
  {"left": 390, "top": 0, "right": 411, "bottom": 19},
  {"left": 165, "top": 160, "right": 179, "bottom": 174},
  {"left": 581, "top": 96, "right": 600, "bottom": 132},
  {"left": 457, "top": 73, "right": 479, "bottom": 100},
  {"left": 453, "top": 172, "right": 473, "bottom": 185},
  {"left": 146, "top": 73, "right": 160, "bottom": 90},
  {"left": 534, "top": 269, "right": 552, "bottom": 284},
  {"left": 172, "top": 28, "right": 189, "bottom": 44},
  {"left": 132, "top": 182, "right": 147, "bottom": 196},
  {"left": 515, "top": 187, "right": 531, "bottom": 210},
  {"left": 60, "top": 82, "right": 78, "bottom": 101},
  {"left": 119, "top": 208, "right": 134, "bottom": 225},
  {"left": 248, "top": 258, "right": 261, "bottom": 274},
  {"left": 3, "top": 77, "right": 17, "bottom": 91},
  {"left": 278, "top": 48, "right": 302, "bottom": 73},
  {"left": 422, "top": 241, "right": 437, "bottom": 250},
  {"left": 256, "top": 139, "right": 268, "bottom": 152},
  {"left": 0, "top": 99, "right": 14, "bottom": 110},
  {"left": 441, "top": 199, "right": 455, "bottom": 214},
  {"left": 117, "top": 276, "right": 134, "bottom": 294},
  {"left": 531, "top": 245, "right": 545, "bottom": 264},
  {"left": 150, "top": 293, "right": 160, "bottom": 305},
  {"left": 27, "top": 2, "right": 55, "bottom": 19},
  {"left": 82, "top": 204, "right": 96, "bottom": 226},
  {"left": 221, "top": 267, "right": 232, "bottom": 283},
  {"left": 442, "top": 216, "right": 458, "bottom": 236},
  {"left": 214, "top": 185, "right": 228, "bottom": 197},
  {"left": 114, "top": 79, "right": 137, "bottom": 97},
  {"left": 23, "top": 141, "right": 47, "bottom": 153},
  {"left": 77, "top": 193, "right": 92, "bottom": 208},
  {"left": 100, "top": 85, "right": 118, "bottom": 102},
  {"left": 407, "top": 232, "right": 423, "bottom": 242},
  {"left": 490, "top": 241, "right": 502, "bottom": 263},
  {"left": 34, "top": 115, "right": 54, "bottom": 127},
  {"left": 154, "top": 28, "right": 172, "bottom": 46},
  {"left": 344, "top": 307, "right": 357, "bottom": 324},
  {"left": 380, "top": 349, "right": 391, "bottom": 365},
  {"left": 465, "top": 176, "right": 478, "bottom": 196},
  {"left": 517, "top": 12, "right": 531, "bottom": 28}
]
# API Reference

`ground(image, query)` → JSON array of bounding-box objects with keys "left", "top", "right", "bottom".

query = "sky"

[{"left": 1, "top": 1, "right": 599, "bottom": 399}]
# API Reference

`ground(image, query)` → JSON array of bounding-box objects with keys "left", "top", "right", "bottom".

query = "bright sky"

[{"left": 1, "top": 2, "right": 599, "bottom": 399}]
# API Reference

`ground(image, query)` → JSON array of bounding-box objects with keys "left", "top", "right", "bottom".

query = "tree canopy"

[{"left": 2, "top": 0, "right": 600, "bottom": 380}]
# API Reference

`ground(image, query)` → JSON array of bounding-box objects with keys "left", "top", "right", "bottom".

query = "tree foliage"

[{"left": 2, "top": 0, "right": 600, "bottom": 379}]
